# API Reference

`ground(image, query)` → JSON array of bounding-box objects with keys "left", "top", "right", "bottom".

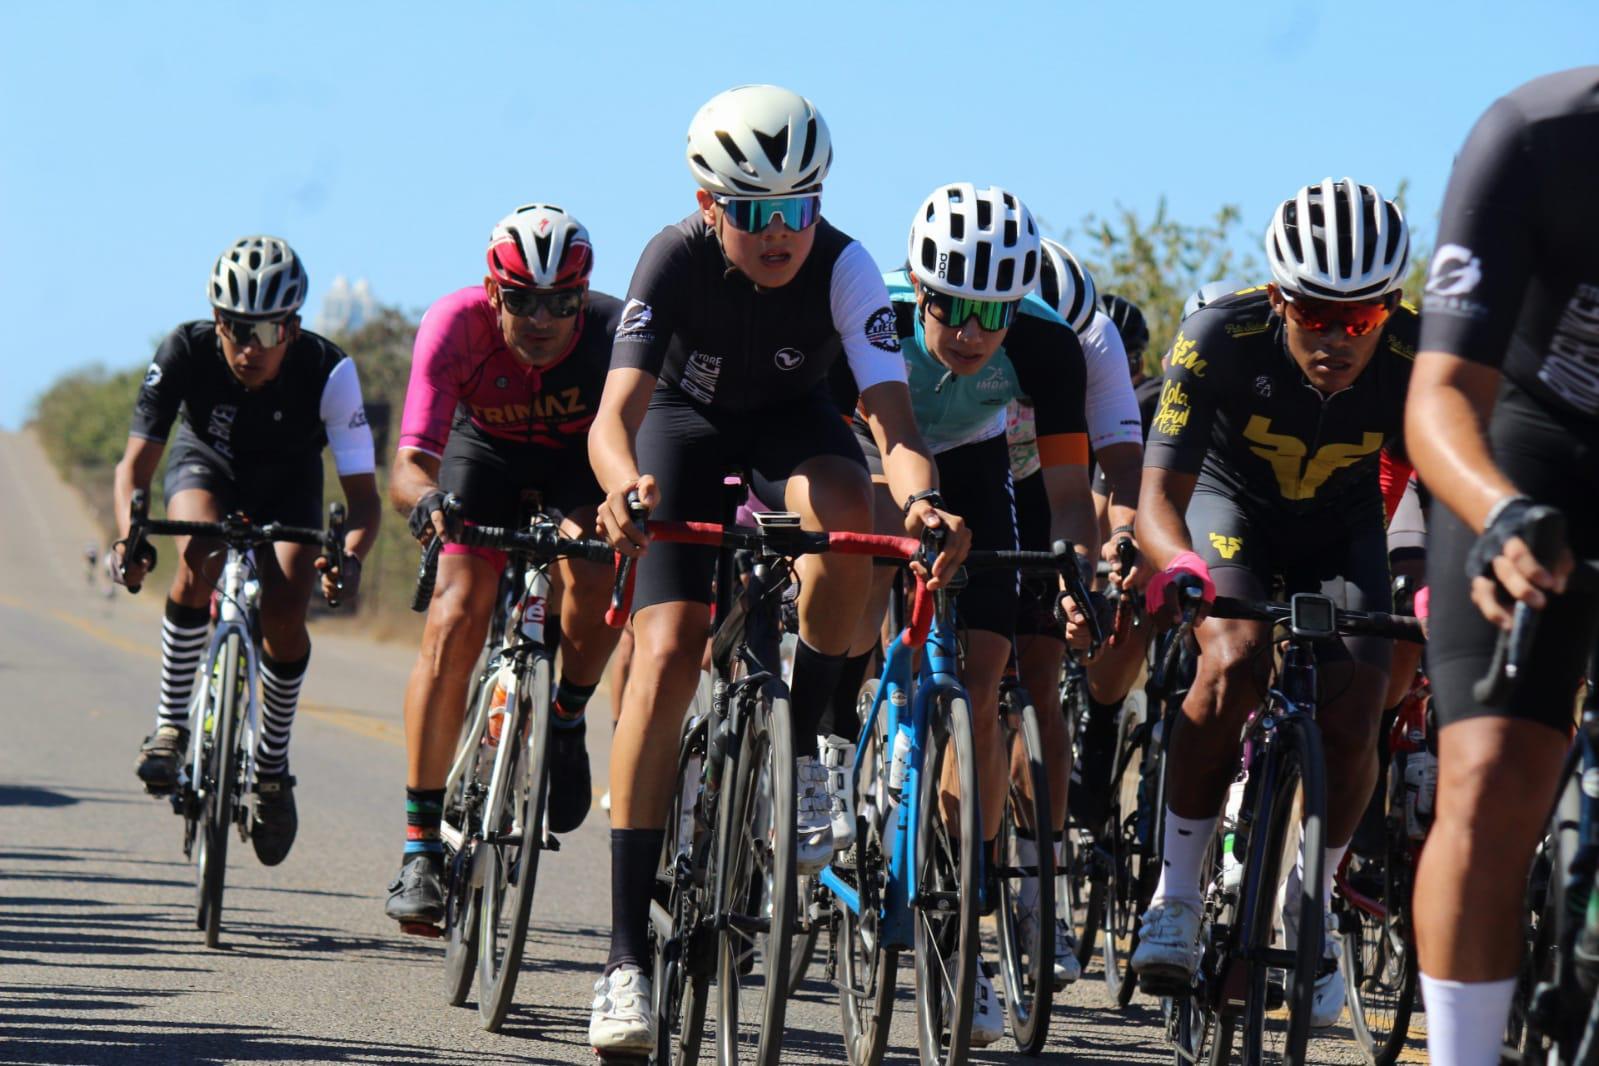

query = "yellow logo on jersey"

[
  {"left": 1243, "top": 416, "right": 1384, "bottom": 501},
  {"left": 1208, "top": 533, "right": 1242, "bottom": 560},
  {"left": 1170, "top": 333, "right": 1208, "bottom": 377},
  {"left": 1153, "top": 380, "right": 1191, "bottom": 436}
]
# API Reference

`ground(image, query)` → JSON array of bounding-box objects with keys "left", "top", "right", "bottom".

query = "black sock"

[
  {"left": 405, "top": 787, "right": 446, "bottom": 864},
  {"left": 606, "top": 827, "right": 665, "bottom": 974},
  {"left": 788, "top": 639, "right": 845, "bottom": 758},
  {"left": 817, "top": 650, "right": 873, "bottom": 742},
  {"left": 554, "top": 676, "right": 597, "bottom": 729}
]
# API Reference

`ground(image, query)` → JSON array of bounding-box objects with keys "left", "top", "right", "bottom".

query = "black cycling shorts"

[
  {"left": 632, "top": 386, "right": 867, "bottom": 612},
  {"left": 163, "top": 424, "right": 323, "bottom": 527},
  {"left": 438, "top": 414, "right": 602, "bottom": 528},
  {"left": 861, "top": 430, "right": 1019, "bottom": 637},
  {"left": 1187, "top": 487, "right": 1394, "bottom": 673},
  {"left": 1427, "top": 383, "right": 1599, "bottom": 735},
  {"left": 1014, "top": 470, "right": 1063, "bottom": 639}
]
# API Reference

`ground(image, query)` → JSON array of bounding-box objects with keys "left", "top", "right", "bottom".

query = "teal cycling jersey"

[{"left": 831, "top": 269, "right": 1090, "bottom": 463}]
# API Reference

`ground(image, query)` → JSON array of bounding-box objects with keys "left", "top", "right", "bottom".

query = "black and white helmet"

[
  {"left": 1182, "top": 279, "right": 1248, "bottom": 320},
  {"left": 685, "top": 85, "right": 832, "bottom": 197},
  {"left": 908, "top": 183, "right": 1041, "bottom": 300},
  {"left": 1037, "top": 238, "right": 1097, "bottom": 334},
  {"left": 1266, "top": 177, "right": 1410, "bottom": 300},
  {"left": 208, "top": 236, "right": 307, "bottom": 317}
]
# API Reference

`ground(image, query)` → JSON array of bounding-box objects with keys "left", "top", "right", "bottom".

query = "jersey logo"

[
  {"left": 682, "top": 351, "right": 722, "bottom": 404},
  {"left": 495, "top": 375, "right": 510, "bottom": 389},
  {"left": 1537, "top": 282, "right": 1599, "bottom": 414},
  {"left": 1208, "top": 533, "right": 1242, "bottom": 560},
  {"left": 1152, "top": 380, "right": 1191, "bottom": 437},
  {"left": 472, "top": 388, "right": 588, "bottom": 425},
  {"left": 864, "top": 307, "right": 900, "bottom": 352},
  {"left": 618, "top": 298, "right": 655, "bottom": 341},
  {"left": 1242, "top": 415, "right": 1384, "bottom": 501},
  {"left": 1253, "top": 375, "right": 1273, "bottom": 398},
  {"left": 1426, "top": 244, "right": 1483, "bottom": 297},
  {"left": 1170, "top": 333, "right": 1207, "bottom": 377},
  {"left": 142, "top": 362, "right": 163, "bottom": 389},
  {"left": 348, "top": 407, "right": 369, "bottom": 430},
  {"left": 774, "top": 347, "right": 805, "bottom": 371},
  {"left": 207, "top": 404, "right": 237, "bottom": 444}
]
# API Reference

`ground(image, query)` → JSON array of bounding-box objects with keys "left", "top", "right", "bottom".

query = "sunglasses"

[
  {"left": 500, "top": 286, "right": 585, "bottom": 319},
  {"left": 921, "top": 289, "right": 1020, "bottom": 332},
  {"left": 1279, "top": 290, "right": 1394, "bottom": 338},
  {"left": 218, "top": 314, "right": 290, "bottom": 348},
  {"left": 714, "top": 194, "right": 822, "bottom": 234}
]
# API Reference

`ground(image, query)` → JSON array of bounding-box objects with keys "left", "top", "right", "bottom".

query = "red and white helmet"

[{"left": 486, "top": 204, "right": 593, "bottom": 290}]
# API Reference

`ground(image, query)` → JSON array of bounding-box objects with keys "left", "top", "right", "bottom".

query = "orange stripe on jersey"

[{"left": 1038, "top": 433, "right": 1089, "bottom": 468}]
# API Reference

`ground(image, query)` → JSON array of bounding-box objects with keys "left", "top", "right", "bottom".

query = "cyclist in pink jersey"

[{"left": 385, "top": 203, "right": 624, "bottom": 929}]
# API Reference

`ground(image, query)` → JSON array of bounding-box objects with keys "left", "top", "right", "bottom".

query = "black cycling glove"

[
  {"left": 1464, "top": 497, "right": 1562, "bottom": 580},
  {"left": 409, "top": 490, "right": 451, "bottom": 542}
]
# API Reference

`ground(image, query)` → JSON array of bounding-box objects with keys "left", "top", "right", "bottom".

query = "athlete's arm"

[
  {"left": 1136, "top": 313, "right": 1223, "bottom": 570},
  {"left": 327, "top": 472, "right": 381, "bottom": 601},
  {"left": 857, "top": 381, "right": 968, "bottom": 588},
  {"left": 589, "top": 366, "right": 658, "bottom": 555}
]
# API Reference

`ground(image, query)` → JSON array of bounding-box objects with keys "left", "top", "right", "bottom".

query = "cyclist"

[
  {"left": 586, "top": 85, "right": 967, "bottom": 1054},
  {"left": 1130, "top": 178, "right": 1415, "bottom": 1030},
  {"left": 384, "top": 204, "right": 624, "bottom": 928},
  {"left": 1405, "top": 67, "right": 1599, "bottom": 1066},
  {"left": 111, "top": 235, "right": 380, "bottom": 866},
  {"left": 825, "top": 185, "right": 1097, "bottom": 1039}
]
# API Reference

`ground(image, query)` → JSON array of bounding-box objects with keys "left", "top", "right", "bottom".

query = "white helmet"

[
  {"left": 685, "top": 85, "right": 831, "bottom": 197},
  {"left": 487, "top": 204, "right": 594, "bottom": 289},
  {"left": 1037, "top": 238, "right": 1097, "bottom": 334},
  {"left": 208, "top": 236, "right": 307, "bottom": 317},
  {"left": 908, "top": 183, "right": 1041, "bottom": 300},
  {"left": 1266, "top": 177, "right": 1410, "bottom": 300},
  {"left": 1183, "top": 278, "right": 1248, "bottom": 320}
]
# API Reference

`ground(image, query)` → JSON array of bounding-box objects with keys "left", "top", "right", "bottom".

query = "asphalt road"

[{"left": 0, "top": 430, "right": 1419, "bottom": 1065}]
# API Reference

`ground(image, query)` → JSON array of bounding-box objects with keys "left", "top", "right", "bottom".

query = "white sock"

[
  {"left": 1015, "top": 835, "right": 1040, "bottom": 913},
  {"left": 1280, "top": 842, "right": 1349, "bottom": 951},
  {"left": 1152, "top": 809, "right": 1217, "bottom": 907},
  {"left": 1421, "top": 974, "right": 1515, "bottom": 1066}
]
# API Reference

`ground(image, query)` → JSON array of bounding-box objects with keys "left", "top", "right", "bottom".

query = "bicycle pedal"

[
  {"left": 144, "top": 782, "right": 178, "bottom": 798},
  {"left": 399, "top": 921, "right": 443, "bottom": 939},
  {"left": 543, "top": 834, "right": 562, "bottom": 852},
  {"left": 594, "top": 1055, "right": 649, "bottom": 1064}
]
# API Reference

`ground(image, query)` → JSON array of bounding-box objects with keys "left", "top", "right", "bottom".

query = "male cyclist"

[
  {"left": 384, "top": 204, "right": 624, "bottom": 928},
  {"left": 112, "top": 236, "right": 380, "bottom": 866},
  {"left": 586, "top": 85, "right": 967, "bottom": 1054},
  {"left": 1131, "top": 178, "right": 1416, "bottom": 1030},
  {"left": 1406, "top": 67, "right": 1599, "bottom": 1066}
]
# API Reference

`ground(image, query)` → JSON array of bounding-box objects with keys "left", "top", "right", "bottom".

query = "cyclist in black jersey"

[
  {"left": 585, "top": 85, "right": 967, "bottom": 1055},
  {"left": 110, "top": 236, "right": 381, "bottom": 867},
  {"left": 1405, "top": 67, "right": 1599, "bottom": 1066},
  {"left": 1131, "top": 179, "right": 1414, "bottom": 1030}
]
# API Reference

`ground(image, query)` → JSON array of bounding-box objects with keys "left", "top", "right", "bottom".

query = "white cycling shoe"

[
  {"left": 1052, "top": 919, "right": 1082, "bottom": 984},
  {"left": 795, "top": 755, "right": 834, "bottom": 874},
  {"left": 1281, "top": 893, "right": 1345, "bottom": 1028},
  {"left": 970, "top": 955, "right": 1005, "bottom": 1047},
  {"left": 1130, "top": 898, "right": 1203, "bottom": 987},
  {"left": 589, "top": 964, "right": 655, "bottom": 1053},
  {"left": 819, "top": 734, "right": 857, "bottom": 853}
]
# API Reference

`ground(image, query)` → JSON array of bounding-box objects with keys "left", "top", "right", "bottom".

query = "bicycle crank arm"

[{"left": 717, "top": 911, "right": 772, "bottom": 936}]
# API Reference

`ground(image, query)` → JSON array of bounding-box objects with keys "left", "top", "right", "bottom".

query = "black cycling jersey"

[
  {"left": 1143, "top": 287, "right": 1418, "bottom": 517},
  {"left": 1134, "top": 376, "right": 1162, "bottom": 439},
  {"left": 610, "top": 213, "right": 903, "bottom": 414},
  {"left": 131, "top": 322, "right": 369, "bottom": 471},
  {"left": 1421, "top": 66, "right": 1599, "bottom": 424}
]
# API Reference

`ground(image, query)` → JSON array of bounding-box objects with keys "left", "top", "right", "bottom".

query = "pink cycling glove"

[{"left": 1144, "top": 550, "right": 1217, "bottom": 615}]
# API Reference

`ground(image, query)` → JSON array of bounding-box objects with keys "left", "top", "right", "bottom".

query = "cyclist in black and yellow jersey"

[{"left": 1130, "top": 178, "right": 1415, "bottom": 1029}]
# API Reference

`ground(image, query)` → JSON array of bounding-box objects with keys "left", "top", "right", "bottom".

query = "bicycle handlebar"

[
  {"left": 1208, "top": 595, "right": 1426, "bottom": 643},
  {"left": 411, "top": 501, "right": 614, "bottom": 614}
]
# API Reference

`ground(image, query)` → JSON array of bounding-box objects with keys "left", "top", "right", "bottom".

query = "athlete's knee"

[{"left": 1191, "top": 625, "right": 1268, "bottom": 717}]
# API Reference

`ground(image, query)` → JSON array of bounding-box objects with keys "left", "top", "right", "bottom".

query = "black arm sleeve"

[
  {"left": 1142, "top": 311, "right": 1225, "bottom": 474},
  {"left": 129, "top": 326, "right": 192, "bottom": 443},
  {"left": 610, "top": 225, "right": 691, "bottom": 379}
]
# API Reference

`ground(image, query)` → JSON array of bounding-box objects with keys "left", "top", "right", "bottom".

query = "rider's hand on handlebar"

[
  {"left": 598, "top": 476, "right": 657, "bottom": 557},
  {"left": 108, "top": 538, "right": 154, "bottom": 590},
  {"left": 905, "top": 503, "right": 969, "bottom": 590},
  {"left": 1102, "top": 534, "right": 1151, "bottom": 593},
  {"left": 408, "top": 489, "right": 458, "bottom": 547},
  {"left": 1472, "top": 535, "right": 1573, "bottom": 630},
  {"left": 1057, "top": 591, "right": 1097, "bottom": 653},
  {"left": 1144, "top": 550, "right": 1216, "bottom": 626},
  {"left": 316, "top": 552, "right": 360, "bottom": 604}
]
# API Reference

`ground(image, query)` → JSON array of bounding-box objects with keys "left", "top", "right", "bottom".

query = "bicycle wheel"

[
  {"left": 913, "top": 692, "right": 980, "bottom": 1066},
  {"left": 476, "top": 654, "right": 552, "bottom": 1031},
  {"left": 995, "top": 690, "right": 1055, "bottom": 1053},
  {"left": 1061, "top": 664, "right": 1101, "bottom": 966},
  {"left": 195, "top": 633, "right": 243, "bottom": 949},
  {"left": 442, "top": 673, "right": 495, "bottom": 1007},
  {"left": 1507, "top": 767, "right": 1579, "bottom": 1061},
  {"left": 1336, "top": 838, "right": 1417, "bottom": 1064},
  {"left": 1238, "top": 716, "right": 1327, "bottom": 1066},
  {"left": 712, "top": 686, "right": 795, "bottom": 1065},
  {"left": 652, "top": 716, "right": 710, "bottom": 1065},
  {"left": 1103, "top": 701, "right": 1150, "bottom": 1007}
]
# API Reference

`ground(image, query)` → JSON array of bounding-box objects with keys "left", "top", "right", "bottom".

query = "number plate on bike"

[{"left": 1289, "top": 593, "right": 1336, "bottom": 640}]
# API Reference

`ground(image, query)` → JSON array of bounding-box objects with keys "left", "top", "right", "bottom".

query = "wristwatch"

[{"left": 902, "top": 489, "right": 945, "bottom": 517}]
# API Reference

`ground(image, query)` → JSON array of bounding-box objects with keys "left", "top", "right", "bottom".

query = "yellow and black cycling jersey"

[{"left": 1144, "top": 286, "right": 1417, "bottom": 516}]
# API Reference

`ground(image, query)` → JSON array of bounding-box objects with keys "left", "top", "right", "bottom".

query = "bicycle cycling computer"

[{"left": 1289, "top": 593, "right": 1336, "bottom": 640}]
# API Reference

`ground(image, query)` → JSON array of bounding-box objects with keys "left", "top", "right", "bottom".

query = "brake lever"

[{"left": 323, "top": 501, "right": 348, "bottom": 609}]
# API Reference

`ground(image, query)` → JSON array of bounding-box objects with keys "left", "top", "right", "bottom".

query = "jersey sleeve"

[
  {"left": 129, "top": 326, "right": 192, "bottom": 444},
  {"left": 829, "top": 241, "right": 907, "bottom": 393},
  {"left": 1079, "top": 310, "right": 1144, "bottom": 450},
  {"left": 320, "top": 356, "right": 377, "bottom": 476},
  {"left": 1142, "top": 312, "right": 1225, "bottom": 474},
  {"left": 1013, "top": 315, "right": 1090, "bottom": 467},
  {"left": 1419, "top": 95, "right": 1537, "bottom": 366},
  {"left": 610, "top": 227, "right": 690, "bottom": 379},
  {"left": 397, "top": 297, "right": 466, "bottom": 457}
]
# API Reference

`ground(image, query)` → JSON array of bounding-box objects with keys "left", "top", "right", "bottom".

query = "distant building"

[{"left": 313, "top": 275, "right": 379, "bottom": 336}]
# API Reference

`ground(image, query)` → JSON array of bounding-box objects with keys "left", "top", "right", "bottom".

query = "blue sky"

[{"left": 3, "top": 1, "right": 1595, "bottom": 429}]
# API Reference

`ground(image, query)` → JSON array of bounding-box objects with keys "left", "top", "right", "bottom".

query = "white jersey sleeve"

[
  {"left": 1080, "top": 310, "right": 1144, "bottom": 450},
  {"left": 319, "top": 356, "right": 377, "bottom": 476},
  {"left": 830, "top": 241, "right": 907, "bottom": 393}
]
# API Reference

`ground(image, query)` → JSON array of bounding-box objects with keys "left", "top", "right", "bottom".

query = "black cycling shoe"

[
  {"left": 546, "top": 720, "right": 592, "bottom": 834},
  {"left": 251, "top": 772, "right": 299, "bottom": 866},
  {"left": 386, "top": 852, "right": 446, "bottom": 927},
  {"left": 136, "top": 724, "right": 189, "bottom": 793}
]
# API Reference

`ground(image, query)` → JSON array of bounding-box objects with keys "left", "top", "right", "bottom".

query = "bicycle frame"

[{"left": 182, "top": 547, "right": 262, "bottom": 814}]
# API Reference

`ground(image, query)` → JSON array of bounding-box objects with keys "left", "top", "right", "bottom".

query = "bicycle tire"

[
  {"left": 1239, "top": 715, "right": 1326, "bottom": 1066},
  {"left": 995, "top": 691, "right": 1055, "bottom": 1053},
  {"left": 712, "top": 685, "right": 795, "bottom": 1065},
  {"left": 196, "top": 632, "right": 242, "bottom": 949},
  {"left": 1061, "top": 665, "right": 1100, "bottom": 965},
  {"left": 913, "top": 691, "right": 980, "bottom": 1066},
  {"left": 476, "top": 653, "right": 553, "bottom": 1031},
  {"left": 442, "top": 673, "right": 496, "bottom": 1007},
  {"left": 1509, "top": 767, "right": 1581, "bottom": 1061},
  {"left": 1336, "top": 824, "right": 1418, "bottom": 1065},
  {"left": 1103, "top": 700, "right": 1149, "bottom": 1007},
  {"left": 651, "top": 714, "right": 711, "bottom": 1065}
]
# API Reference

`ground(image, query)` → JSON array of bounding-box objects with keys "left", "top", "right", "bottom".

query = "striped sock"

[
  {"left": 255, "top": 651, "right": 309, "bottom": 776},
  {"left": 553, "top": 677, "right": 597, "bottom": 729},
  {"left": 156, "top": 600, "right": 210, "bottom": 729},
  {"left": 405, "top": 788, "right": 445, "bottom": 860}
]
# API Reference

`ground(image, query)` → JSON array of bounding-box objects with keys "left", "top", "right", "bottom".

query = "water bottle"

[
  {"left": 1402, "top": 755, "right": 1430, "bottom": 841},
  {"left": 887, "top": 728, "right": 912, "bottom": 797},
  {"left": 1415, "top": 750, "right": 1438, "bottom": 826},
  {"left": 1221, "top": 774, "right": 1247, "bottom": 892},
  {"left": 485, "top": 664, "right": 515, "bottom": 747}
]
